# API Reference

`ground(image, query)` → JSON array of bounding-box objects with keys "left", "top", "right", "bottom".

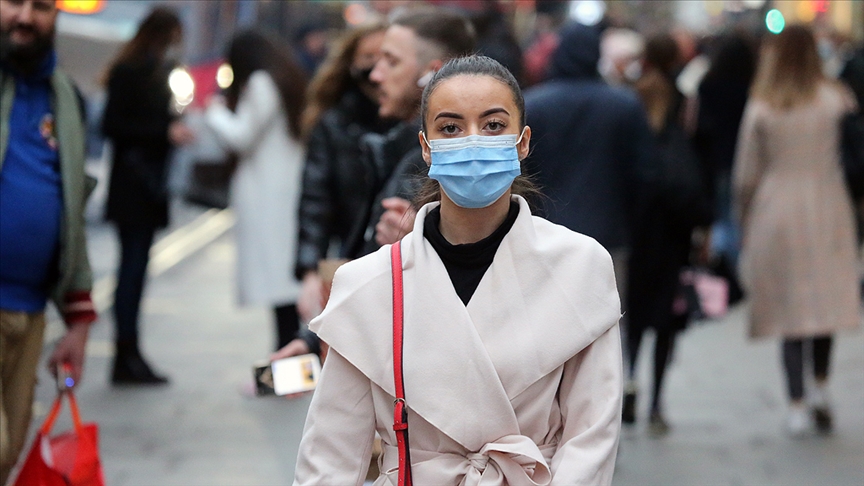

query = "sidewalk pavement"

[{"left": 25, "top": 223, "right": 864, "bottom": 485}]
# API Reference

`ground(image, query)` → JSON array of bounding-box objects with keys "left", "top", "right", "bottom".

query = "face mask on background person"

[{"left": 422, "top": 128, "right": 525, "bottom": 209}]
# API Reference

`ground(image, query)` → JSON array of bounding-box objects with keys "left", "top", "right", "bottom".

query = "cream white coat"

[
  {"left": 294, "top": 196, "right": 623, "bottom": 485},
  {"left": 206, "top": 71, "right": 303, "bottom": 306}
]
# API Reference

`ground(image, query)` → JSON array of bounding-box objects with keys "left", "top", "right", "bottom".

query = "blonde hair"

[{"left": 751, "top": 24, "right": 824, "bottom": 110}]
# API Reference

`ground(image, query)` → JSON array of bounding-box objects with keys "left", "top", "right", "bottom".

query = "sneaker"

[
  {"left": 622, "top": 381, "right": 637, "bottom": 425},
  {"left": 809, "top": 385, "right": 833, "bottom": 434},
  {"left": 648, "top": 410, "right": 670, "bottom": 437},
  {"left": 786, "top": 405, "right": 812, "bottom": 438}
]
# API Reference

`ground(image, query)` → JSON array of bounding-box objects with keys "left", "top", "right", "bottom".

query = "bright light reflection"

[
  {"left": 169, "top": 67, "right": 195, "bottom": 106},
  {"left": 765, "top": 9, "right": 785, "bottom": 35},
  {"left": 569, "top": 0, "right": 606, "bottom": 26},
  {"left": 216, "top": 63, "right": 234, "bottom": 89}
]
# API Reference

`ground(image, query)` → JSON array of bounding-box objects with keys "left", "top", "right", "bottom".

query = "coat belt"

[{"left": 380, "top": 435, "right": 555, "bottom": 486}]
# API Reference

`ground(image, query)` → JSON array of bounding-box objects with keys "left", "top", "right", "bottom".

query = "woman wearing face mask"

[
  {"left": 294, "top": 55, "right": 623, "bottom": 486},
  {"left": 102, "top": 7, "right": 194, "bottom": 385}
]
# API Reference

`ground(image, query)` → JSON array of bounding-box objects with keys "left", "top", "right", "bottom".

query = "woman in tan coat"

[
  {"left": 294, "top": 56, "right": 623, "bottom": 485},
  {"left": 734, "top": 25, "right": 859, "bottom": 437}
]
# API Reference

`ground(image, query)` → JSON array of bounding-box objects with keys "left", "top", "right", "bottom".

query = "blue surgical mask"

[{"left": 422, "top": 129, "right": 525, "bottom": 209}]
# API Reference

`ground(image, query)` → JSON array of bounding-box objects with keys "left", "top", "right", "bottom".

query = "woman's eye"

[
  {"left": 486, "top": 121, "right": 505, "bottom": 132},
  {"left": 441, "top": 124, "right": 459, "bottom": 135}
]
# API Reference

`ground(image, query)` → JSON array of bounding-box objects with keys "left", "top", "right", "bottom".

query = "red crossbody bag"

[{"left": 390, "top": 242, "right": 413, "bottom": 486}]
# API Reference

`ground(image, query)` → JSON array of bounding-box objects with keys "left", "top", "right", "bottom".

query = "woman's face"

[
  {"left": 420, "top": 74, "right": 530, "bottom": 166},
  {"left": 352, "top": 30, "right": 384, "bottom": 100}
]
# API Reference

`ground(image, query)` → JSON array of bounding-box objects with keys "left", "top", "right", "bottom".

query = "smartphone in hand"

[{"left": 253, "top": 354, "right": 321, "bottom": 396}]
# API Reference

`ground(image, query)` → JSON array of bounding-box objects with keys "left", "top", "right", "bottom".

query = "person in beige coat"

[
  {"left": 293, "top": 56, "right": 623, "bottom": 485},
  {"left": 734, "top": 25, "right": 860, "bottom": 437}
]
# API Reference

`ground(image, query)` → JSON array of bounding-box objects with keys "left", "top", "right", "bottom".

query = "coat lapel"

[{"left": 468, "top": 197, "right": 622, "bottom": 400}]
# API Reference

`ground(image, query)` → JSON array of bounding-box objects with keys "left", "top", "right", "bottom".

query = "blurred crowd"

[{"left": 1, "top": 0, "right": 863, "bottom": 483}]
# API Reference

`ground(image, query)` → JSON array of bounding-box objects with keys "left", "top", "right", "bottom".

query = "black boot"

[{"left": 111, "top": 341, "right": 169, "bottom": 385}]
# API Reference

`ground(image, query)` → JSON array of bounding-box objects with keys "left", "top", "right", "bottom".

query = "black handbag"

[
  {"left": 184, "top": 155, "right": 236, "bottom": 210},
  {"left": 841, "top": 113, "right": 864, "bottom": 201}
]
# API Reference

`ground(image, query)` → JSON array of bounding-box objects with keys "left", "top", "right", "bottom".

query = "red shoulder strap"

[{"left": 390, "top": 242, "right": 412, "bottom": 486}]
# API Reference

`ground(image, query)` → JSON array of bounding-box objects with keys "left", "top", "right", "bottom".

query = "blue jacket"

[{"left": 524, "top": 23, "right": 655, "bottom": 250}]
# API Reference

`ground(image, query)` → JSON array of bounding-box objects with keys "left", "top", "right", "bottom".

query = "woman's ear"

[
  {"left": 517, "top": 126, "right": 531, "bottom": 161},
  {"left": 419, "top": 131, "right": 432, "bottom": 166}
]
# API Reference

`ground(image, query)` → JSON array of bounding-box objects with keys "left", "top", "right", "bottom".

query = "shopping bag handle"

[{"left": 41, "top": 391, "right": 84, "bottom": 435}]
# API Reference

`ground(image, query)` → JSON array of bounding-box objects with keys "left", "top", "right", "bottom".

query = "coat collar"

[{"left": 312, "top": 195, "right": 621, "bottom": 451}]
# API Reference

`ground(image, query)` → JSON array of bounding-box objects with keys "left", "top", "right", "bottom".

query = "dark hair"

[
  {"left": 391, "top": 7, "right": 477, "bottom": 62},
  {"left": 104, "top": 7, "right": 181, "bottom": 78},
  {"left": 702, "top": 32, "right": 756, "bottom": 85},
  {"left": 301, "top": 22, "right": 386, "bottom": 139},
  {"left": 643, "top": 34, "right": 681, "bottom": 80},
  {"left": 225, "top": 30, "right": 308, "bottom": 139},
  {"left": 414, "top": 55, "right": 538, "bottom": 208}
]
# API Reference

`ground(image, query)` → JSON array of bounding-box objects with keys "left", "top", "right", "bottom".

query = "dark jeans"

[
  {"left": 783, "top": 336, "right": 833, "bottom": 401},
  {"left": 113, "top": 224, "right": 156, "bottom": 343}
]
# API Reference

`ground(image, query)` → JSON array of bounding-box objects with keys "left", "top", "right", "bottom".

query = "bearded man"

[{"left": 0, "top": 0, "right": 97, "bottom": 482}]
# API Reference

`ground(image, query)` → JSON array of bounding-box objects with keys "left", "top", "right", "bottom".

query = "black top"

[{"left": 423, "top": 201, "right": 520, "bottom": 305}]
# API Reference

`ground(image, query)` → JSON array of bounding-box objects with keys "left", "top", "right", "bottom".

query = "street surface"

[{"left": 20, "top": 196, "right": 864, "bottom": 486}]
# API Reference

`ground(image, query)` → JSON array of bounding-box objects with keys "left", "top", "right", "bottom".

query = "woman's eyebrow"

[
  {"left": 434, "top": 111, "right": 464, "bottom": 121},
  {"left": 480, "top": 107, "right": 510, "bottom": 118}
]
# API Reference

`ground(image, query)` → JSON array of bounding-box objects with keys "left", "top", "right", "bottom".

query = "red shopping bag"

[{"left": 13, "top": 391, "right": 104, "bottom": 486}]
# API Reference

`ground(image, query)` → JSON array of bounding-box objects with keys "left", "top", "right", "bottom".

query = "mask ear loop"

[
  {"left": 515, "top": 126, "right": 527, "bottom": 145},
  {"left": 420, "top": 131, "right": 430, "bottom": 150}
]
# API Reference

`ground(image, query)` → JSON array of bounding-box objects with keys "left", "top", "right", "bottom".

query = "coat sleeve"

[
  {"left": 732, "top": 101, "right": 766, "bottom": 228},
  {"left": 295, "top": 119, "right": 337, "bottom": 279},
  {"left": 550, "top": 322, "right": 623, "bottom": 486},
  {"left": 293, "top": 350, "right": 376, "bottom": 486},
  {"left": 205, "top": 71, "right": 283, "bottom": 156}
]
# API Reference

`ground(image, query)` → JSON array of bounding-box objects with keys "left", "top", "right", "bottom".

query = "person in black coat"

[
  {"left": 692, "top": 33, "right": 756, "bottom": 304},
  {"left": 101, "top": 8, "right": 193, "bottom": 385},
  {"left": 625, "top": 34, "right": 713, "bottom": 436},
  {"left": 294, "top": 24, "right": 394, "bottom": 322},
  {"left": 523, "top": 22, "right": 655, "bottom": 267}
]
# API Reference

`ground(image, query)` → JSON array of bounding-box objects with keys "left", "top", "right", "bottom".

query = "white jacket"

[
  {"left": 206, "top": 71, "right": 304, "bottom": 306},
  {"left": 294, "top": 196, "right": 623, "bottom": 485}
]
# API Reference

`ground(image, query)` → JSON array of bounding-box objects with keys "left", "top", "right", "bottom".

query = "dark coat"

[
  {"left": 102, "top": 59, "right": 175, "bottom": 228},
  {"left": 523, "top": 23, "right": 655, "bottom": 250},
  {"left": 628, "top": 122, "right": 713, "bottom": 332},
  {"left": 294, "top": 89, "right": 393, "bottom": 278},
  {"left": 353, "top": 119, "right": 425, "bottom": 258}
]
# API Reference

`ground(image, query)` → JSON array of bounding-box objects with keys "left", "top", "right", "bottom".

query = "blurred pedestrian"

[
  {"left": 693, "top": 32, "right": 756, "bottom": 304},
  {"left": 624, "top": 34, "right": 713, "bottom": 436},
  {"left": 205, "top": 30, "right": 307, "bottom": 351},
  {"left": 734, "top": 25, "right": 860, "bottom": 437},
  {"left": 466, "top": 1, "right": 524, "bottom": 84},
  {"left": 0, "top": 0, "right": 97, "bottom": 481},
  {"left": 523, "top": 22, "right": 655, "bottom": 310},
  {"left": 294, "top": 22, "right": 391, "bottom": 330},
  {"left": 294, "top": 21, "right": 329, "bottom": 77},
  {"left": 294, "top": 54, "right": 622, "bottom": 485},
  {"left": 598, "top": 28, "right": 644, "bottom": 86},
  {"left": 102, "top": 7, "right": 193, "bottom": 385}
]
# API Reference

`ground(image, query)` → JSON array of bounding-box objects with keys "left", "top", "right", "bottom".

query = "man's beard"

[{"left": 0, "top": 24, "right": 55, "bottom": 74}]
